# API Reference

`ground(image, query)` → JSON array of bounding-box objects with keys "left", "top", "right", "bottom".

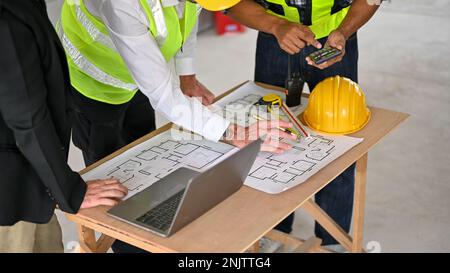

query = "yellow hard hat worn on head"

[
  {"left": 194, "top": 0, "right": 241, "bottom": 11},
  {"left": 303, "top": 76, "right": 371, "bottom": 135}
]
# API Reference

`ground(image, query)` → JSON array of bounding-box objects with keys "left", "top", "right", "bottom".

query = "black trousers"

[
  {"left": 71, "top": 90, "right": 155, "bottom": 253},
  {"left": 255, "top": 32, "right": 358, "bottom": 245}
]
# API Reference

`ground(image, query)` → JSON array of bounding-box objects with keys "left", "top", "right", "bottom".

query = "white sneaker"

[{"left": 258, "top": 237, "right": 283, "bottom": 253}]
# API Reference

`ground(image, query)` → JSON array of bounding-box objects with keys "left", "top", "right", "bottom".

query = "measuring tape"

[{"left": 255, "top": 93, "right": 310, "bottom": 138}]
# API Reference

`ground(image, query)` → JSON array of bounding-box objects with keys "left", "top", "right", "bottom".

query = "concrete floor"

[{"left": 46, "top": 0, "right": 450, "bottom": 252}]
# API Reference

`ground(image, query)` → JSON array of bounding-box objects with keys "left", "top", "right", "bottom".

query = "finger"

[
  {"left": 326, "top": 55, "right": 343, "bottom": 67},
  {"left": 315, "top": 53, "right": 344, "bottom": 69},
  {"left": 265, "top": 138, "right": 293, "bottom": 150},
  {"left": 202, "top": 92, "right": 215, "bottom": 106},
  {"left": 92, "top": 198, "right": 119, "bottom": 207},
  {"left": 261, "top": 120, "right": 293, "bottom": 131},
  {"left": 206, "top": 92, "right": 215, "bottom": 105},
  {"left": 329, "top": 39, "right": 344, "bottom": 51},
  {"left": 88, "top": 179, "right": 120, "bottom": 188},
  {"left": 288, "top": 36, "right": 306, "bottom": 51},
  {"left": 261, "top": 144, "right": 283, "bottom": 153},
  {"left": 280, "top": 45, "right": 295, "bottom": 55},
  {"left": 272, "top": 148, "right": 287, "bottom": 154},
  {"left": 266, "top": 128, "right": 296, "bottom": 140},
  {"left": 89, "top": 183, "right": 129, "bottom": 195},
  {"left": 81, "top": 197, "right": 119, "bottom": 209},
  {"left": 308, "top": 61, "right": 328, "bottom": 70},
  {"left": 92, "top": 180, "right": 127, "bottom": 193},
  {"left": 296, "top": 28, "right": 321, "bottom": 48},
  {"left": 285, "top": 41, "right": 301, "bottom": 54},
  {"left": 275, "top": 120, "right": 293, "bottom": 129},
  {"left": 261, "top": 141, "right": 292, "bottom": 153},
  {"left": 95, "top": 189, "right": 128, "bottom": 199},
  {"left": 280, "top": 41, "right": 299, "bottom": 55}
]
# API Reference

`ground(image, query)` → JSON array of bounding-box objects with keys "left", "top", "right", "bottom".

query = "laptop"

[{"left": 108, "top": 138, "right": 262, "bottom": 237}]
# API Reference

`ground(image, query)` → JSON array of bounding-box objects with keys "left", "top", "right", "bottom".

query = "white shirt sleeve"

[
  {"left": 174, "top": 20, "right": 198, "bottom": 76},
  {"left": 97, "top": 0, "right": 230, "bottom": 142}
]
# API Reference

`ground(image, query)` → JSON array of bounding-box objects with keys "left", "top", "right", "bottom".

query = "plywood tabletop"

[{"left": 67, "top": 82, "right": 409, "bottom": 253}]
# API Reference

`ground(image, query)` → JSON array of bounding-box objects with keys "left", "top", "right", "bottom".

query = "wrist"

[
  {"left": 335, "top": 27, "right": 351, "bottom": 40},
  {"left": 268, "top": 17, "right": 288, "bottom": 36},
  {"left": 180, "top": 74, "right": 196, "bottom": 89},
  {"left": 180, "top": 74, "right": 196, "bottom": 83}
]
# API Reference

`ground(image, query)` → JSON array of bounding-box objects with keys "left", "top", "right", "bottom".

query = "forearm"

[
  {"left": 337, "top": 0, "right": 380, "bottom": 39},
  {"left": 227, "top": 0, "right": 286, "bottom": 35}
]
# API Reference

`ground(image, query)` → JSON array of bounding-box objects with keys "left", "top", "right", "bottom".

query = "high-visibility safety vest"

[
  {"left": 259, "top": 0, "right": 352, "bottom": 39},
  {"left": 59, "top": 0, "right": 200, "bottom": 104}
]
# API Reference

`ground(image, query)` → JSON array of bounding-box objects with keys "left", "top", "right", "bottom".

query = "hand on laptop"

[
  {"left": 80, "top": 179, "right": 128, "bottom": 209},
  {"left": 225, "top": 120, "right": 296, "bottom": 154}
]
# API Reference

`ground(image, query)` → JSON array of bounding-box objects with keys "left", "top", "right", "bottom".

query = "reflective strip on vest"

[
  {"left": 58, "top": 28, "right": 138, "bottom": 91},
  {"left": 196, "top": 4, "right": 203, "bottom": 16},
  {"left": 73, "top": 5, "right": 116, "bottom": 50},
  {"left": 146, "top": 0, "right": 168, "bottom": 47}
]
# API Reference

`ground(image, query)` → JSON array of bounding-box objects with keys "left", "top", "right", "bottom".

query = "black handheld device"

[
  {"left": 308, "top": 47, "right": 342, "bottom": 65},
  {"left": 285, "top": 54, "right": 305, "bottom": 107}
]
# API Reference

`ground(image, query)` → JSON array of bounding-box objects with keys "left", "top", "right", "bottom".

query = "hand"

[
  {"left": 225, "top": 120, "right": 297, "bottom": 154},
  {"left": 180, "top": 75, "right": 215, "bottom": 106},
  {"left": 80, "top": 179, "right": 128, "bottom": 209},
  {"left": 272, "top": 20, "right": 322, "bottom": 54},
  {"left": 306, "top": 29, "right": 346, "bottom": 69}
]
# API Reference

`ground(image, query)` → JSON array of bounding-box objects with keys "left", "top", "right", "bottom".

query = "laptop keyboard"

[{"left": 136, "top": 190, "right": 185, "bottom": 232}]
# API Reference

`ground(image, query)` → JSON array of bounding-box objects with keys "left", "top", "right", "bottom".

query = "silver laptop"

[{"left": 108, "top": 139, "right": 262, "bottom": 237}]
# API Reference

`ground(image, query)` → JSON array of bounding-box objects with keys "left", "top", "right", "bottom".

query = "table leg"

[
  {"left": 352, "top": 153, "right": 368, "bottom": 253},
  {"left": 302, "top": 199, "right": 353, "bottom": 251},
  {"left": 302, "top": 153, "right": 369, "bottom": 253},
  {"left": 76, "top": 225, "right": 115, "bottom": 253}
]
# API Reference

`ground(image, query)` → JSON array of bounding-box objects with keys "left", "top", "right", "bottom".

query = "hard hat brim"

[
  {"left": 302, "top": 110, "right": 371, "bottom": 135},
  {"left": 195, "top": 0, "right": 241, "bottom": 11}
]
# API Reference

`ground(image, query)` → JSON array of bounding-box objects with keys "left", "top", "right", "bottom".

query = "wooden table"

[{"left": 66, "top": 82, "right": 408, "bottom": 253}]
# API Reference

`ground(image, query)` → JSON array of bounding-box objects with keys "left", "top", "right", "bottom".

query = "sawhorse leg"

[
  {"left": 302, "top": 153, "right": 368, "bottom": 253},
  {"left": 252, "top": 153, "right": 368, "bottom": 253},
  {"left": 77, "top": 225, "right": 115, "bottom": 253}
]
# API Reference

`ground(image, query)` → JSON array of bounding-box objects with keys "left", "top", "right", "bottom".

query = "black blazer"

[{"left": 0, "top": 0, "right": 86, "bottom": 225}]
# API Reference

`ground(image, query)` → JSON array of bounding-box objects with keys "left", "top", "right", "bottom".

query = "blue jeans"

[{"left": 254, "top": 31, "right": 358, "bottom": 245}]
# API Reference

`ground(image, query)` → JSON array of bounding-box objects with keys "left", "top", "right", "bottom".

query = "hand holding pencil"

[{"left": 252, "top": 115, "right": 299, "bottom": 139}]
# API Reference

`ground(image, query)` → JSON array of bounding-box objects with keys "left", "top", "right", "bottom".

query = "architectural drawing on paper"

[
  {"left": 82, "top": 81, "right": 363, "bottom": 196},
  {"left": 81, "top": 131, "right": 238, "bottom": 199},
  {"left": 216, "top": 94, "right": 262, "bottom": 126},
  {"left": 247, "top": 135, "right": 335, "bottom": 185},
  {"left": 210, "top": 82, "right": 362, "bottom": 193}
]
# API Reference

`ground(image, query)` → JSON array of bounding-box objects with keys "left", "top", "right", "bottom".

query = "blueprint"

[
  {"left": 210, "top": 82, "right": 307, "bottom": 127},
  {"left": 212, "top": 82, "right": 363, "bottom": 194},
  {"left": 245, "top": 133, "right": 362, "bottom": 193},
  {"left": 82, "top": 130, "right": 238, "bottom": 199},
  {"left": 82, "top": 81, "right": 363, "bottom": 196}
]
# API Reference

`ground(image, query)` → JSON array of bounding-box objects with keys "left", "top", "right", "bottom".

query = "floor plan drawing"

[
  {"left": 213, "top": 82, "right": 307, "bottom": 128},
  {"left": 244, "top": 132, "right": 362, "bottom": 194},
  {"left": 213, "top": 82, "right": 364, "bottom": 194},
  {"left": 82, "top": 81, "right": 363, "bottom": 196},
  {"left": 82, "top": 131, "right": 238, "bottom": 199}
]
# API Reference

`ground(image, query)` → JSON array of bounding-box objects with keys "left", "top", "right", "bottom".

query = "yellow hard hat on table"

[
  {"left": 194, "top": 0, "right": 241, "bottom": 11},
  {"left": 303, "top": 76, "right": 371, "bottom": 135}
]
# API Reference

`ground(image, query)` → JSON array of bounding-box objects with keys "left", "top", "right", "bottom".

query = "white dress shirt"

[{"left": 84, "top": 0, "right": 230, "bottom": 142}]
